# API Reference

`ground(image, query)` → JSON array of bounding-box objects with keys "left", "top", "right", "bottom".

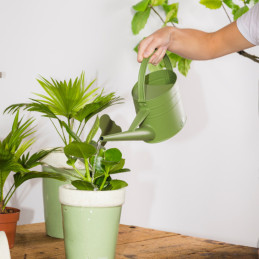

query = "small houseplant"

[
  {"left": 0, "top": 111, "right": 66, "bottom": 248},
  {"left": 50, "top": 116, "right": 129, "bottom": 259},
  {"left": 5, "top": 71, "right": 123, "bottom": 238}
]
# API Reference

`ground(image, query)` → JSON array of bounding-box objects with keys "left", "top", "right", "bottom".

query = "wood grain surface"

[{"left": 10, "top": 223, "right": 258, "bottom": 259}]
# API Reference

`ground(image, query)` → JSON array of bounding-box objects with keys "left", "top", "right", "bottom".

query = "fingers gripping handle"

[{"left": 138, "top": 53, "right": 173, "bottom": 104}]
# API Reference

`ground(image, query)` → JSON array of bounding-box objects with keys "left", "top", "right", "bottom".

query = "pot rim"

[
  {"left": 59, "top": 184, "right": 126, "bottom": 208},
  {"left": 0, "top": 207, "right": 20, "bottom": 222},
  {"left": 0, "top": 207, "right": 20, "bottom": 215},
  {"left": 41, "top": 147, "right": 84, "bottom": 169}
]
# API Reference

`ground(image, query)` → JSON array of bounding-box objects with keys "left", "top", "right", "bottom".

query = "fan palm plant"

[
  {"left": 0, "top": 111, "right": 67, "bottom": 213},
  {"left": 5, "top": 72, "right": 122, "bottom": 145}
]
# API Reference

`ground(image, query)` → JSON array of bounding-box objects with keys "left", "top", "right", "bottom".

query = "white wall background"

[{"left": 0, "top": 0, "right": 259, "bottom": 248}]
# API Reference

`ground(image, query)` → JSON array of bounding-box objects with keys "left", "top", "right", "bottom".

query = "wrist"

[{"left": 167, "top": 26, "right": 176, "bottom": 52}]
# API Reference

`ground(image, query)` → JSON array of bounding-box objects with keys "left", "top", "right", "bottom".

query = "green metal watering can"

[{"left": 100, "top": 54, "right": 186, "bottom": 143}]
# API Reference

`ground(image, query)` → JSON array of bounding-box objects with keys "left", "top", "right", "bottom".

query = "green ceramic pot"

[
  {"left": 41, "top": 149, "right": 84, "bottom": 239},
  {"left": 42, "top": 175, "right": 66, "bottom": 238},
  {"left": 59, "top": 184, "right": 126, "bottom": 259}
]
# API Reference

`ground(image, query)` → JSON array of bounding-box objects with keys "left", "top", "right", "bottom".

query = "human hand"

[{"left": 137, "top": 26, "right": 174, "bottom": 65}]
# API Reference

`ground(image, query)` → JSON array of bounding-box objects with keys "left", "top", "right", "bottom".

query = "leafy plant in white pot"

[
  {"left": 59, "top": 141, "right": 129, "bottom": 259},
  {"left": 5, "top": 72, "right": 122, "bottom": 238},
  {"left": 46, "top": 116, "right": 129, "bottom": 258}
]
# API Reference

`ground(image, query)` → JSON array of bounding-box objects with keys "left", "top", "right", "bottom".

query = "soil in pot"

[{"left": 0, "top": 207, "right": 20, "bottom": 248}]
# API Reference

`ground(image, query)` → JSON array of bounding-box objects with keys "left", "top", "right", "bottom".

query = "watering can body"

[{"left": 101, "top": 54, "right": 186, "bottom": 143}]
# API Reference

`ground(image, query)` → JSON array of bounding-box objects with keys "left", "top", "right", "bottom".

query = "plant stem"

[
  {"left": 238, "top": 50, "right": 259, "bottom": 63},
  {"left": 222, "top": 3, "right": 232, "bottom": 23},
  {"left": 84, "top": 158, "right": 91, "bottom": 182},
  {"left": 221, "top": 3, "right": 259, "bottom": 63},
  {"left": 0, "top": 200, "right": 4, "bottom": 213},
  {"left": 76, "top": 121, "right": 82, "bottom": 135},
  {"left": 99, "top": 174, "right": 108, "bottom": 191},
  {"left": 79, "top": 122, "right": 87, "bottom": 137},
  {"left": 60, "top": 125, "right": 68, "bottom": 146},
  {"left": 50, "top": 119, "right": 66, "bottom": 145},
  {"left": 71, "top": 164, "right": 86, "bottom": 180},
  {"left": 3, "top": 187, "right": 17, "bottom": 211},
  {"left": 150, "top": 5, "right": 176, "bottom": 27},
  {"left": 0, "top": 171, "right": 3, "bottom": 202},
  {"left": 4, "top": 184, "right": 15, "bottom": 204},
  {"left": 68, "top": 119, "right": 72, "bottom": 144}
]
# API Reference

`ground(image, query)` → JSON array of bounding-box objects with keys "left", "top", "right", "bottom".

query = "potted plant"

[
  {"left": 50, "top": 116, "right": 130, "bottom": 259},
  {"left": 0, "top": 111, "right": 66, "bottom": 248},
  {"left": 5, "top": 71, "right": 123, "bottom": 238}
]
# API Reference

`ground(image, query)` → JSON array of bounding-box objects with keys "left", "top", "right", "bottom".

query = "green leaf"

[
  {"left": 132, "top": 8, "right": 151, "bottom": 35},
  {"left": 14, "top": 171, "right": 67, "bottom": 188},
  {"left": 103, "top": 179, "right": 128, "bottom": 190},
  {"left": 64, "top": 142, "right": 96, "bottom": 159},
  {"left": 44, "top": 165, "right": 82, "bottom": 180},
  {"left": 148, "top": 62, "right": 164, "bottom": 72},
  {"left": 71, "top": 180, "right": 94, "bottom": 190},
  {"left": 151, "top": 0, "right": 166, "bottom": 6},
  {"left": 223, "top": 0, "right": 236, "bottom": 8},
  {"left": 110, "top": 159, "right": 125, "bottom": 173},
  {"left": 75, "top": 93, "right": 122, "bottom": 123},
  {"left": 104, "top": 148, "right": 122, "bottom": 163},
  {"left": 199, "top": 0, "right": 222, "bottom": 9},
  {"left": 35, "top": 72, "right": 98, "bottom": 118},
  {"left": 168, "top": 52, "right": 181, "bottom": 68},
  {"left": 178, "top": 58, "right": 192, "bottom": 76},
  {"left": 134, "top": 42, "right": 139, "bottom": 53},
  {"left": 164, "top": 3, "right": 178, "bottom": 23},
  {"left": 60, "top": 121, "right": 81, "bottom": 142},
  {"left": 86, "top": 116, "right": 99, "bottom": 144},
  {"left": 0, "top": 159, "right": 29, "bottom": 174},
  {"left": 19, "top": 148, "right": 58, "bottom": 169},
  {"left": 99, "top": 114, "right": 122, "bottom": 146},
  {"left": 94, "top": 175, "right": 111, "bottom": 189},
  {"left": 133, "top": 0, "right": 150, "bottom": 11},
  {"left": 110, "top": 168, "right": 131, "bottom": 174},
  {"left": 233, "top": 5, "right": 249, "bottom": 20}
]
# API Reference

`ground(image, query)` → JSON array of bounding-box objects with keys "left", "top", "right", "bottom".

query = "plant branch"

[
  {"left": 76, "top": 121, "right": 82, "bottom": 135},
  {"left": 79, "top": 122, "right": 87, "bottom": 137},
  {"left": 68, "top": 119, "right": 72, "bottom": 144},
  {"left": 50, "top": 119, "right": 66, "bottom": 145},
  {"left": 221, "top": 3, "right": 259, "bottom": 64},
  {"left": 84, "top": 158, "right": 91, "bottom": 182},
  {"left": 71, "top": 163, "right": 86, "bottom": 180},
  {"left": 222, "top": 3, "right": 232, "bottom": 23},
  {"left": 150, "top": 5, "right": 165, "bottom": 24},
  {"left": 3, "top": 187, "right": 17, "bottom": 211},
  {"left": 4, "top": 184, "right": 15, "bottom": 204},
  {"left": 238, "top": 50, "right": 259, "bottom": 63},
  {"left": 60, "top": 125, "right": 68, "bottom": 146},
  {"left": 99, "top": 174, "right": 108, "bottom": 191}
]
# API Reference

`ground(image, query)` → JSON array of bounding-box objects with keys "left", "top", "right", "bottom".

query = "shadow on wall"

[{"left": 174, "top": 70, "right": 209, "bottom": 142}]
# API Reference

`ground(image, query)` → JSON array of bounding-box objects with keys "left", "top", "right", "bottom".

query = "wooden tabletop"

[{"left": 10, "top": 223, "right": 258, "bottom": 259}]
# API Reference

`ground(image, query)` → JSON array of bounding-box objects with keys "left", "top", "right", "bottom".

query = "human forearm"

[
  {"left": 168, "top": 27, "right": 214, "bottom": 60},
  {"left": 138, "top": 22, "right": 254, "bottom": 64}
]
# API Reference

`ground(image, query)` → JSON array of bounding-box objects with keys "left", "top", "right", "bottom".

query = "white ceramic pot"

[{"left": 0, "top": 231, "right": 11, "bottom": 259}]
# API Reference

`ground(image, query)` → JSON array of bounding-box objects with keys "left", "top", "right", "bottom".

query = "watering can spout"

[{"left": 100, "top": 127, "right": 155, "bottom": 142}]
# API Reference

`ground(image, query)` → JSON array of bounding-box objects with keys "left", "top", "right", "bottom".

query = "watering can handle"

[{"left": 138, "top": 53, "right": 172, "bottom": 103}]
